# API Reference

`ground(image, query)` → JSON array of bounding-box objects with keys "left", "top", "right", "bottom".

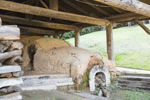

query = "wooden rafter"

[
  {"left": 0, "top": 0, "right": 110, "bottom": 26},
  {"left": 105, "top": 12, "right": 149, "bottom": 22},
  {"left": 0, "top": 14, "right": 78, "bottom": 31},
  {"left": 82, "top": 0, "right": 111, "bottom": 16},
  {"left": 114, "top": 15, "right": 148, "bottom": 23},
  {"left": 39, "top": 0, "right": 49, "bottom": 9},
  {"left": 62, "top": 0, "right": 89, "bottom": 15},
  {"left": 111, "top": 7, "right": 124, "bottom": 13},
  {"left": 94, "top": 0, "right": 150, "bottom": 17},
  {"left": 106, "top": 13, "right": 137, "bottom": 20},
  {"left": 20, "top": 26, "right": 55, "bottom": 35},
  {"left": 135, "top": 20, "right": 150, "bottom": 35}
]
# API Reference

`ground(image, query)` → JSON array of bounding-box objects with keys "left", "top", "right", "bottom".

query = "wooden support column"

[
  {"left": 75, "top": 28, "right": 82, "bottom": 47},
  {"left": 135, "top": 20, "right": 150, "bottom": 35},
  {"left": 106, "top": 23, "right": 115, "bottom": 62}
]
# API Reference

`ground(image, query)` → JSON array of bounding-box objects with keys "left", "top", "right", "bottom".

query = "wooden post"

[
  {"left": 128, "top": 22, "right": 131, "bottom": 27},
  {"left": 135, "top": 20, "right": 150, "bottom": 35},
  {"left": 106, "top": 23, "right": 115, "bottom": 62},
  {"left": 75, "top": 28, "right": 82, "bottom": 47}
]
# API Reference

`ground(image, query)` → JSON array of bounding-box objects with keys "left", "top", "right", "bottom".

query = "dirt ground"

[
  {"left": 21, "top": 87, "right": 150, "bottom": 100},
  {"left": 21, "top": 90, "right": 90, "bottom": 100}
]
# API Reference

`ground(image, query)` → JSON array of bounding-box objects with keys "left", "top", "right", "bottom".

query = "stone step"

[
  {"left": 119, "top": 75, "right": 150, "bottom": 82},
  {"left": 121, "top": 73, "right": 150, "bottom": 77},
  {"left": 21, "top": 78, "right": 73, "bottom": 86},
  {"left": 0, "top": 78, "right": 23, "bottom": 88},
  {"left": 118, "top": 83, "right": 150, "bottom": 90},
  {"left": 56, "top": 81, "right": 74, "bottom": 86},
  {"left": 21, "top": 74, "right": 69, "bottom": 81},
  {"left": 118, "top": 80, "right": 150, "bottom": 88},
  {"left": 21, "top": 81, "right": 74, "bottom": 91},
  {"left": 21, "top": 84, "right": 57, "bottom": 91},
  {"left": 0, "top": 92, "right": 22, "bottom": 100}
]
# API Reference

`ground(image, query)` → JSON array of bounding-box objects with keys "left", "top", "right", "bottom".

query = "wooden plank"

[
  {"left": 135, "top": 20, "right": 150, "bottom": 35},
  {"left": 19, "top": 26, "right": 55, "bottom": 35},
  {"left": 50, "top": 0, "right": 58, "bottom": 11},
  {"left": 0, "top": 14, "right": 78, "bottom": 31},
  {"left": 0, "top": 26, "right": 20, "bottom": 40},
  {"left": 106, "top": 23, "right": 114, "bottom": 61},
  {"left": 0, "top": 65, "right": 21, "bottom": 74},
  {"left": 0, "top": 17, "right": 2, "bottom": 25},
  {"left": 0, "top": 0, "right": 110, "bottom": 26},
  {"left": 0, "top": 92, "right": 22, "bottom": 100},
  {"left": 94, "top": 0, "right": 150, "bottom": 17},
  {"left": 0, "top": 78, "right": 23, "bottom": 88},
  {"left": 0, "top": 50, "right": 22, "bottom": 61}
]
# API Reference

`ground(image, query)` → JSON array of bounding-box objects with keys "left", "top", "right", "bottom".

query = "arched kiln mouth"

[{"left": 89, "top": 64, "right": 110, "bottom": 97}]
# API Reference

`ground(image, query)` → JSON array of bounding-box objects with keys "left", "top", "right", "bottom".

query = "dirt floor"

[
  {"left": 21, "top": 87, "right": 150, "bottom": 100},
  {"left": 21, "top": 90, "right": 90, "bottom": 100}
]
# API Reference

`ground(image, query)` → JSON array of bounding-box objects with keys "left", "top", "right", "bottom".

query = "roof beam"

[
  {"left": 20, "top": 26, "right": 55, "bottom": 35},
  {"left": 0, "top": 14, "right": 78, "bottom": 31},
  {"left": 135, "top": 20, "right": 150, "bottom": 35},
  {"left": 94, "top": 0, "right": 150, "bottom": 17},
  {"left": 105, "top": 12, "right": 149, "bottom": 22},
  {"left": 39, "top": 0, "right": 49, "bottom": 9},
  {"left": 111, "top": 7, "right": 124, "bottom": 13},
  {"left": 0, "top": 0, "right": 110, "bottom": 26},
  {"left": 82, "top": 0, "right": 111, "bottom": 16},
  {"left": 62, "top": 0, "right": 89, "bottom": 15}
]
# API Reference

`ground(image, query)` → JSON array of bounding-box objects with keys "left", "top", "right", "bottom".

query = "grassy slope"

[{"left": 66, "top": 25, "right": 150, "bottom": 70}]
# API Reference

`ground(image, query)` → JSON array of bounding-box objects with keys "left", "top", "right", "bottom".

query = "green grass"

[
  {"left": 110, "top": 88, "right": 150, "bottom": 100},
  {"left": 66, "top": 25, "right": 150, "bottom": 70}
]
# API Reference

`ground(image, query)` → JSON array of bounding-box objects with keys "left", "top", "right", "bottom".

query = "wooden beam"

[
  {"left": 111, "top": 7, "right": 124, "bottom": 13},
  {"left": 106, "top": 23, "right": 114, "bottom": 61},
  {"left": 75, "top": 28, "right": 82, "bottom": 47},
  {"left": 82, "top": 0, "right": 111, "bottom": 16},
  {"left": 63, "top": 0, "right": 89, "bottom": 15},
  {"left": 59, "top": 32, "right": 65, "bottom": 39},
  {"left": 113, "top": 15, "right": 148, "bottom": 23},
  {"left": 105, "top": 12, "right": 149, "bottom": 22},
  {"left": 49, "top": 0, "right": 58, "bottom": 11},
  {"left": 106, "top": 13, "right": 137, "bottom": 20},
  {"left": 94, "top": 0, "right": 150, "bottom": 17},
  {"left": 19, "top": 26, "right": 55, "bottom": 35},
  {"left": 135, "top": 20, "right": 150, "bottom": 35},
  {"left": 0, "top": 0, "right": 110, "bottom": 26},
  {"left": 39, "top": 0, "right": 49, "bottom": 9},
  {"left": 0, "top": 14, "right": 78, "bottom": 30}
]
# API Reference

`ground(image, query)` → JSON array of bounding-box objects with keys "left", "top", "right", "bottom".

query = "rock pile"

[{"left": 0, "top": 18, "right": 24, "bottom": 100}]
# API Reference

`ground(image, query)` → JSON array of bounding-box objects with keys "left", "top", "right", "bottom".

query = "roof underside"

[{"left": 0, "top": 0, "right": 150, "bottom": 36}]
